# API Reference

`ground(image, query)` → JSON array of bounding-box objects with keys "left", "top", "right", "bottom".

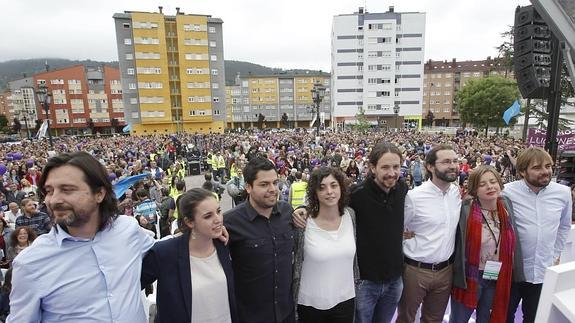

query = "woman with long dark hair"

[
  {"left": 141, "top": 188, "right": 238, "bottom": 323},
  {"left": 293, "top": 166, "right": 358, "bottom": 323}
]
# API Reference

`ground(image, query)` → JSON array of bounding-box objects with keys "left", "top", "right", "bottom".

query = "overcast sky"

[{"left": 1, "top": 0, "right": 530, "bottom": 71}]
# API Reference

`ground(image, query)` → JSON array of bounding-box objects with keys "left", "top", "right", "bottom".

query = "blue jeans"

[
  {"left": 450, "top": 273, "right": 497, "bottom": 323},
  {"left": 355, "top": 277, "right": 403, "bottom": 323}
]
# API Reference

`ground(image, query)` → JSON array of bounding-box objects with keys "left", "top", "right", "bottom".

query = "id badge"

[{"left": 482, "top": 260, "right": 502, "bottom": 280}]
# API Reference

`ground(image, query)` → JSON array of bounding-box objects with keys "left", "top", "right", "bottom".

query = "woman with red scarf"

[{"left": 451, "top": 165, "right": 524, "bottom": 323}]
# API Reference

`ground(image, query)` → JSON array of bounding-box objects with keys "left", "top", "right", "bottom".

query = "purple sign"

[{"left": 527, "top": 128, "right": 575, "bottom": 151}]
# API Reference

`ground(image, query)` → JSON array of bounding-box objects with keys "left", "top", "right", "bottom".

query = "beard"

[
  {"left": 374, "top": 174, "right": 399, "bottom": 189},
  {"left": 251, "top": 193, "right": 277, "bottom": 210},
  {"left": 525, "top": 173, "right": 551, "bottom": 188},
  {"left": 434, "top": 167, "right": 459, "bottom": 183},
  {"left": 49, "top": 204, "right": 91, "bottom": 228}
]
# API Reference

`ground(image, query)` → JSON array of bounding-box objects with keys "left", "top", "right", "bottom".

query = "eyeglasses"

[{"left": 436, "top": 159, "right": 459, "bottom": 166}]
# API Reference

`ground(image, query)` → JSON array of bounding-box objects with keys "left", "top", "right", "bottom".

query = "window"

[
  {"left": 133, "top": 21, "right": 158, "bottom": 29},
  {"left": 138, "top": 82, "right": 163, "bottom": 89},
  {"left": 210, "top": 55, "right": 217, "bottom": 61},
  {"left": 128, "top": 83, "right": 136, "bottom": 90},
  {"left": 212, "top": 83, "right": 219, "bottom": 89},
  {"left": 130, "top": 98, "right": 138, "bottom": 104},
  {"left": 214, "top": 110, "right": 221, "bottom": 115},
  {"left": 50, "top": 79, "right": 64, "bottom": 85},
  {"left": 127, "top": 68, "right": 135, "bottom": 75},
  {"left": 137, "top": 67, "right": 161, "bottom": 74},
  {"left": 135, "top": 52, "right": 161, "bottom": 59},
  {"left": 184, "top": 53, "right": 207, "bottom": 60},
  {"left": 124, "top": 38, "right": 132, "bottom": 45},
  {"left": 125, "top": 53, "right": 133, "bottom": 60},
  {"left": 209, "top": 41, "right": 216, "bottom": 47},
  {"left": 123, "top": 23, "right": 130, "bottom": 29},
  {"left": 209, "top": 26, "right": 216, "bottom": 33},
  {"left": 213, "top": 97, "right": 219, "bottom": 103},
  {"left": 211, "top": 69, "right": 218, "bottom": 76}
]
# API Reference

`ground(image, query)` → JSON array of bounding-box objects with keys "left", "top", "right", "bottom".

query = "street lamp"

[
  {"left": 36, "top": 84, "right": 54, "bottom": 148},
  {"left": 311, "top": 82, "right": 326, "bottom": 137},
  {"left": 393, "top": 104, "right": 400, "bottom": 131},
  {"left": 427, "top": 82, "right": 434, "bottom": 128},
  {"left": 14, "top": 110, "right": 31, "bottom": 140}
]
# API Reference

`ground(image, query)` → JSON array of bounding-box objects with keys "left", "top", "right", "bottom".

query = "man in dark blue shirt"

[{"left": 224, "top": 157, "right": 295, "bottom": 323}]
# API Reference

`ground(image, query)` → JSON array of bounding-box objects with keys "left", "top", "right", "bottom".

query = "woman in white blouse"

[
  {"left": 293, "top": 166, "right": 358, "bottom": 323},
  {"left": 142, "top": 188, "right": 238, "bottom": 323}
]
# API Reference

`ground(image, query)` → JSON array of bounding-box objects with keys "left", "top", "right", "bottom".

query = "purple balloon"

[
  {"left": 109, "top": 173, "right": 117, "bottom": 181},
  {"left": 0, "top": 164, "right": 6, "bottom": 176},
  {"left": 12, "top": 153, "right": 23, "bottom": 160},
  {"left": 26, "top": 160, "right": 35, "bottom": 167},
  {"left": 5, "top": 156, "right": 13, "bottom": 162}
]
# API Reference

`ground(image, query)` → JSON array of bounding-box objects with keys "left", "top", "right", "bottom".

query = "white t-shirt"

[
  {"left": 190, "top": 250, "right": 232, "bottom": 323},
  {"left": 298, "top": 210, "right": 356, "bottom": 310}
]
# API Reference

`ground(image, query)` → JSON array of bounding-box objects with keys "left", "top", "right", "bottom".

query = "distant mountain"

[
  {"left": 0, "top": 58, "right": 328, "bottom": 90},
  {"left": 223, "top": 60, "right": 328, "bottom": 85}
]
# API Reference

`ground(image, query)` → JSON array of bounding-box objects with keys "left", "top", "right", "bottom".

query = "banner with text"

[{"left": 527, "top": 128, "right": 575, "bottom": 151}]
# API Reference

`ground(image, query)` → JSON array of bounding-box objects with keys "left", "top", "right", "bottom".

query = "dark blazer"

[{"left": 141, "top": 232, "right": 239, "bottom": 323}]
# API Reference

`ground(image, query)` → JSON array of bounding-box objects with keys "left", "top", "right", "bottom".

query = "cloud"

[{"left": 0, "top": 0, "right": 531, "bottom": 70}]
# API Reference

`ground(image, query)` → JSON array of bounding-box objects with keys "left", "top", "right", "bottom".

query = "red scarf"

[{"left": 452, "top": 198, "right": 515, "bottom": 323}]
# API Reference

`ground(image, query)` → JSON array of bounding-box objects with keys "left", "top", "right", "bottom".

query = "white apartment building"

[{"left": 331, "top": 6, "right": 426, "bottom": 130}]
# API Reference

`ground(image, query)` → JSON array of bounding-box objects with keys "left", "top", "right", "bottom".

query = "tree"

[
  {"left": 495, "top": 26, "right": 575, "bottom": 132},
  {"left": 456, "top": 76, "right": 520, "bottom": 134},
  {"left": 494, "top": 26, "right": 515, "bottom": 78},
  {"left": 353, "top": 106, "right": 371, "bottom": 132},
  {"left": 0, "top": 114, "right": 8, "bottom": 133},
  {"left": 257, "top": 113, "right": 265, "bottom": 129},
  {"left": 524, "top": 99, "right": 573, "bottom": 130}
]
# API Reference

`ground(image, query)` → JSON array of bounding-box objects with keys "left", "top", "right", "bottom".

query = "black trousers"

[
  {"left": 297, "top": 298, "right": 355, "bottom": 323},
  {"left": 506, "top": 282, "right": 542, "bottom": 323}
]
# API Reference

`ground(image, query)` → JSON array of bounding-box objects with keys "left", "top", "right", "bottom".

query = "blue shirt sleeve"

[{"left": 7, "top": 258, "right": 43, "bottom": 323}]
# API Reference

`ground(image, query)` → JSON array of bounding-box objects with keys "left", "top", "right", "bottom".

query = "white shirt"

[
  {"left": 4, "top": 210, "right": 21, "bottom": 224},
  {"left": 298, "top": 210, "right": 356, "bottom": 310},
  {"left": 190, "top": 250, "right": 232, "bottom": 323},
  {"left": 403, "top": 180, "right": 461, "bottom": 263},
  {"left": 502, "top": 180, "right": 572, "bottom": 284}
]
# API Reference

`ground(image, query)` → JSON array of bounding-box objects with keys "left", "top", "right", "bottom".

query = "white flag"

[
  {"left": 37, "top": 120, "right": 48, "bottom": 139},
  {"left": 310, "top": 114, "right": 317, "bottom": 128}
]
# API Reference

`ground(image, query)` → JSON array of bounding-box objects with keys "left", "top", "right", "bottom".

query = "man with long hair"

[{"left": 8, "top": 152, "right": 155, "bottom": 322}]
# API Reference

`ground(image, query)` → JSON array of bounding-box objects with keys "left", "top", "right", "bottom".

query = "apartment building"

[
  {"left": 0, "top": 92, "right": 9, "bottom": 120},
  {"left": 226, "top": 73, "right": 331, "bottom": 129},
  {"left": 331, "top": 6, "right": 425, "bottom": 130},
  {"left": 24, "top": 65, "right": 125, "bottom": 135},
  {"left": 113, "top": 7, "right": 225, "bottom": 134},
  {"left": 423, "top": 57, "right": 513, "bottom": 127},
  {"left": 8, "top": 77, "right": 40, "bottom": 137}
]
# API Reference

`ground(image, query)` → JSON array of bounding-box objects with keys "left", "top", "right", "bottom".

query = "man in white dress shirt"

[
  {"left": 397, "top": 144, "right": 461, "bottom": 323},
  {"left": 503, "top": 147, "right": 572, "bottom": 323}
]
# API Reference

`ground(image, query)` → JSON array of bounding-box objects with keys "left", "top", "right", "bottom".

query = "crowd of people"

[{"left": 0, "top": 128, "right": 573, "bottom": 322}]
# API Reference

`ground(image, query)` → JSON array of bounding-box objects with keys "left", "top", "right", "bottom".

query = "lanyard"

[{"left": 481, "top": 210, "right": 501, "bottom": 255}]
